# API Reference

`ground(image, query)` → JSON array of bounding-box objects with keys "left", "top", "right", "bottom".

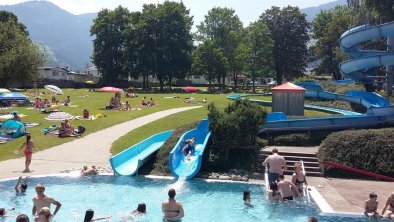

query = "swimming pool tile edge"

[{"left": 309, "top": 186, "right": 364, "bottom": 218}]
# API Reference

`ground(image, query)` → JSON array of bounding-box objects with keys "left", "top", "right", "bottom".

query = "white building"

[{"left": 38, "top": 67, "right": 71, "bottom": 81}]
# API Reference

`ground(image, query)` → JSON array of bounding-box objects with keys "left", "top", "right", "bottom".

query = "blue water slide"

[
  {"left": 110, "top": 130, "right": 174, "bottom": 176},
  {"left": 169, "top": 119, "right": 211, "bottom": 179},
  {"left": 339, "top": 21, "right": 394, "bottom": 83},
  {"left": 232, "top": 22, "right": 394, "bottom": 134},
  {"left": 297, "top": 82, "right": 390, "bottom": 108}
]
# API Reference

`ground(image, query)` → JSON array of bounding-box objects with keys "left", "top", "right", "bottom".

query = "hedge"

[
  {"left": 267, "top": 131, "right": 331, "bottom": 146},
  {"left": 318, "top": 128, "right": 394, "bottom": 178}
]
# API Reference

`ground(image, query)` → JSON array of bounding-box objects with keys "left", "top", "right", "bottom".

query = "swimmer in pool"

[{"left": 162, "top": 188, "right": 184, "bottom": 221}]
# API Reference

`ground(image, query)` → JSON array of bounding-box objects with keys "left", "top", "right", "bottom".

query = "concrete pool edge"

[
  {"left": 308, "top": 186, "right": 364, "bottom": 218},
  {"left": 0, "top": 173, "right": 365, "bottom": 218}
]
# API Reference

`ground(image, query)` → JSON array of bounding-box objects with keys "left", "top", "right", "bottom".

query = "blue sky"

[{"left": 0, "top": 0, "right": 338, "bottom": 26}]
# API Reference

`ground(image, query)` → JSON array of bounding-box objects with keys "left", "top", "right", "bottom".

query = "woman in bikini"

[
  {"left": 162, "top": 189, "right": 184, "bottom": 221},
  {"left": 382, "top": 192, "right": 394, "bottom": 219},
  {"left": 291, "top": 162, "right": 307, "bottom": 195},
  {"left": 17, "top": 134, "right": 35, "bottom": 173}
]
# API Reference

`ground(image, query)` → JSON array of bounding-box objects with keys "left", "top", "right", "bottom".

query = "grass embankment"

[
  {"left": 0, "top": 89, "right": 228, "bottom": 161},
  {"left": 0, "top": 89, "right": 333, "bottom": 163},
  {"left": 111, "top": 94, "right": 332, "bottom": 175},
  {"left": 111, "top": 94, "right": 331, "bottom": 155}
]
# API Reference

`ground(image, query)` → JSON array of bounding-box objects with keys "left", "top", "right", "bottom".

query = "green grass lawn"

[
  {"left": 0, "top": 89, "right": 229, "bottom": 161},
  {"left": 0, "top": 89, "right": 332, "bottom": 161}
]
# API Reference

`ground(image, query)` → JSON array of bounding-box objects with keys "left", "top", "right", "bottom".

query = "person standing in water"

[
  {"left": 162, "top": 188, "right": 184, "bottom": 221},
  {"left": 16, "top": 134, "right": 35, "bottom": 173}
]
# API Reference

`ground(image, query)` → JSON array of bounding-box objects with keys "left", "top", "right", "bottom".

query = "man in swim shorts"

[
  {"left": 32, "top": 183, "right": 62, "bottom": 216},
  {"left": 262, "top": 148, "right": 287, "bottom": 186},
  {"left": 162, "top": 188, "right": 184, "bottom": 221},
  {"left": 277, "top": 174, "right": 300, "bottom": 201}
]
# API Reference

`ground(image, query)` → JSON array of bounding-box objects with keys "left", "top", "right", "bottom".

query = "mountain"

[
  {"left": 0, "top": 1, "right": 96, "bottom": 71},
  {"left": 0, "top": 0, "right": 347, "bottom": 71},
  {"left": 301, "top": 0, "right": 347, "bottom": 22}
]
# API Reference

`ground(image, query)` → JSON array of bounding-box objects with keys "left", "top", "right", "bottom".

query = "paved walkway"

[{"left": 0, "top": 106, "right": 202, "bottom": 179}]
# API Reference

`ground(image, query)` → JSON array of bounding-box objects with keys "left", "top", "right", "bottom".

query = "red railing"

[{"left": 323, "top": 161, "right": 394, "bottom": 182}]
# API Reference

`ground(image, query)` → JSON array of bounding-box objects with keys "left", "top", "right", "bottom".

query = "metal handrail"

[{"left": 300, "top": 160, "right": 311, "bottom": 203}]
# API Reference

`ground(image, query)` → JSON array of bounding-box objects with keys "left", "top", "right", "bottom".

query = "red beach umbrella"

[
  {"left": 98, "top": 87, "right": 122, "bottom": 93},
  {"left": 183, "top": 86, "right": 198, "bottom": 92}
]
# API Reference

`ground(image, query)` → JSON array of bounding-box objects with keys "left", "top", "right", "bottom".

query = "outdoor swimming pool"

[{"left": 0, "top": 175, "right": 369, "bottom": 221}]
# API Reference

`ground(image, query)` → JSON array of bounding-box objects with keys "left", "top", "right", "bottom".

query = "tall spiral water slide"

[
  {"left": 257, "top": 21, "right": 394, "bottom": 134},
  {"left": 339, "top": 21, "right": 394, "bottom": 88}
]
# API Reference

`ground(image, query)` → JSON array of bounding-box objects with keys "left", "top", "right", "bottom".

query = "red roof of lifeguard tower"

[{"left": 271, "top": 82, "right": 306, "bottom": 92}]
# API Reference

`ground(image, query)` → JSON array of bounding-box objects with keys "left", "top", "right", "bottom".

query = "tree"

[
  {"left": 364, "top": 0, "right": 394, "bottom": 22},
  {"left": 124, "top": 2, "right": 193, "bottom": 90},
  {"left": 91, "top": 6, "right": 132, "bottom": 85},
  {"left": 0, "top": 11, "right": 28, "bottom": 36},
  {"left": 0, "top": 11, "right": 46, "bottom": 87},
  {"left": 348, "top": 0, "right": 394, "bottom": 24},
  {"left": 192, "top": 40, "right": 229, "bottom": 91},
  {"left": 154, "top": 1, "right": 193, "bottom": 91},
  {"left": 260, "top": 6, "right": 309, "bottom": 84},
  {"left": 197, "top": 7, "right": 243, "bottom": 89},
  {"left": 311, "top": 6, "right": 350, "bottom": 79},
  {"left": 244, "top": 21, "right": 274, "bottom": 92}
]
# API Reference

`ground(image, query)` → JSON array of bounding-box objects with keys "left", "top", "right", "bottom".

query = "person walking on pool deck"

[
  {"left": 32, "top": 184, "right": 61, "bottom": 216},
  {"left": 162, "top": 188, "right": 184, "bottom": 221},
  {"left": 262, "top": 148, "right": 287, "bottom": 186},
  {"left": 16, "top": 134, "right": 35, "bottom": 173}
]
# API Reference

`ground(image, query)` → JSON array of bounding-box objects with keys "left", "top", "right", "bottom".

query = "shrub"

[
  {"left": 208, "top": 99, "right": 267, "bottom": 160},
  {"left": 266, "top": 131, "right": 332, "bottom": 146},
  {"left": 318, "top": 128, "right": 394, "bottom": 178},
  {"left": 293, "top": 75, "right": 314, "bottom": 83}
]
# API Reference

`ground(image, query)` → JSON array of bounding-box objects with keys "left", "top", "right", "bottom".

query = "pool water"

[{"left": 0, "top": 175, "right": 369, "bottom": 222}]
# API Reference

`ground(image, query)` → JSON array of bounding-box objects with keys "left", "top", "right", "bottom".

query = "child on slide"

[{"left": 181, "top": 136, "right": 195, "bottom": 160}]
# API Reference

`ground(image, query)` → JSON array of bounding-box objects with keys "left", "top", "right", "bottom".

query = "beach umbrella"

[
  {"left": 44, "top": 85, "right": 63, "bottom": 95},
  {"left": 45, "top": 112, "right": 74, "bottom": 121},
  {"left": 0, "top": 92, "right": 28, "bottom": 101},
  {"left": 86, "top": 80, "right": 94, "bottom": 84},
  {"left": 183, "top": 86, "right": 198, "bottom": 92},
  {"left": 0, "top": 88, "right": 11, "bottom": 94},
  {"left": 98, "top": 87, "right": 122, "bottom": 93}
]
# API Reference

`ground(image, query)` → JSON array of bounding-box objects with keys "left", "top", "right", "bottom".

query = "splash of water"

[{"left": 167, "top": 176, "right": 187, "bottom": 194}]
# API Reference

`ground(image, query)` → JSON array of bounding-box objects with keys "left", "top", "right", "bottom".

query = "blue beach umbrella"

[{"left": 0, "top": 92, "right": 28, "bottom": 100}]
